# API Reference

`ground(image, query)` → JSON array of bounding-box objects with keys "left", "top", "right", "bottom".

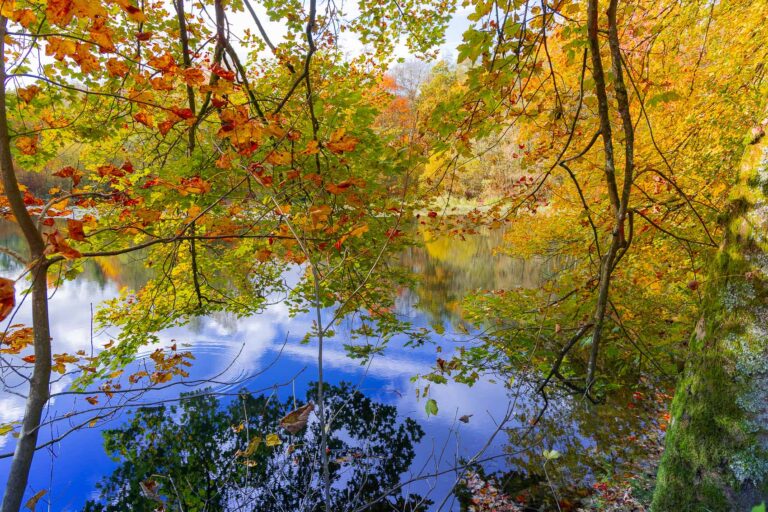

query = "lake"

[{"left": 0, "top": 223, "right": 662, "bottom": 511}]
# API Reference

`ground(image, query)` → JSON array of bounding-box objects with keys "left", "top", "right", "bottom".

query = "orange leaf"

[
  {"left": 133, "top": 112, "right": 154, "bottom": 127},
  {"left": 348, "top": 223, "right": 369, "bottom": 238},
  {"left": 12, "top": 9, "right": 36, "bottom": 28},
  {"left": 44, "top": 231, "right": 82, "bottom": 259},
  {"left": 303, "top": 140, "right": 320, "bottom": 155},
  {"left": 183, "top": 68, "right": 206, "bottom": 86},
  {"left": 22, "top": 355, "right": 35, "bottom": 363},
  {"left": 147, "top": 52, "right": 176, "bottom": 73},
  {"left": 179, "top": 176, "right": 210, "bottom": 195},
  {"left": 158, "top": 119, "right": 177, "bottom": 136},
  {"left": 326, "top": 128, "right": 359, "bottom": 154},
  {"left": 15, "top": 136, "right": 37, "bottom": 155},
  {"left": 106, "top": 58, "right": 129, "bottom": 78},
  {"left": 122, "top": 4, "right": 145, "bottom": 22},
  {"left": 17, "top": 85, "right": 39, "bottom": 103},
  {"left": 86, "top": 396, "right": 99, "bottom": 405},
  {"left": 67, "top": 219, "right": 86, "bottom": 241}
]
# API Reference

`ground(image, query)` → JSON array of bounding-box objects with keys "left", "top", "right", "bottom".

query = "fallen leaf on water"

[
  {"left": 279, "top": 402, "right": 314, "bottom": 434},
  {"left": 25, "top": 489, "right": 46, "bottom": 511}
]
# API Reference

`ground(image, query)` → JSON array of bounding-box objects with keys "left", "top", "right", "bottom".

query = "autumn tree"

[{"left": 0, "top": 0, "right": 455, "bottom": 510}]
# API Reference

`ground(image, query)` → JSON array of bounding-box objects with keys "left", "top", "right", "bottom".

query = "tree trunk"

[
  {"left": 0, "top": 15, "right": 53, "bottom": 512},
  {"left": 652, "top": 127, "right": 768, "bottom": 511}
]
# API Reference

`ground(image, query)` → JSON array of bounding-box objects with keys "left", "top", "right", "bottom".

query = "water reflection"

[
  {"left": 0, "top": 223, "right": 660, "bottom": 511},
  {"left": 84, "top": 383, "right": 429, "bottom": 512}
]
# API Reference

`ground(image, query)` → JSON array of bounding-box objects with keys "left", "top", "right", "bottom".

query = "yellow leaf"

[
  {"left": 303, "top": 140, "right": 320, "bottom": 155},
  {"left": 265, "top": 433, "right": 282, "bottom": 447},
  {"left": 24, "top": 489, "right": 46, "bottom": 511},
  {"left": 0, "top": 1, "right": 15, "bottom": 18},
  {"left": 349, "top": 223, "right": 369, "bottom": 238}
]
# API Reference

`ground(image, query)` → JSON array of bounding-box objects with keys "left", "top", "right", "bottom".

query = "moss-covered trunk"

[{"left": 652, "top": 133, "right": 768, "bottom": 511}]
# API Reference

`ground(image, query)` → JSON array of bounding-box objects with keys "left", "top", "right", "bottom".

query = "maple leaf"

[
  {"left": 326, "top": 128, "right": 359, "bottom": 154},
  {"left": 85, "top": 396, "right": 99, "bottom": 405},
  {"left": 0, "top": 278, "right": 14, "bottom": 322},
  {"left": 0, "top": 0, "right": 13, "bottom": 18},
  {"left": 135, "top": 31, "right": 153, "bottom": 41},
  {"left": 255, "top": 248, "right": 272, "bottom": 262},
  {"left": 21, "top": 355, "right": 35, "bottom": 364},
  {"left": 67, "top": 219, "right": 86, "bottom": 241},
  {"left": 122, "top": 4, "right": 145, "bottom": 22},
  {"left": 211, "top": 96, "right": 228, "bottom": 108},
  {"left": 15, "top": 136, "right": 37, "bottom": 155},
  {"left": 17, "top": 85, "right": 40, "bottom": 103},
  {"left": 106, "top": 58, "right": 129, "bottom": 78}
]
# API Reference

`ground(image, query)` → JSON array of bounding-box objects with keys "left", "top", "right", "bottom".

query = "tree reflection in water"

[{"left": 83, "top": 382, "right": 430, "bottom": 512}]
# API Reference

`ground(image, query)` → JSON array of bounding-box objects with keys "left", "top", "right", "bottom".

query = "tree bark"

[{"left": 0, "top": 16, "right": 53, "bottom": 512}]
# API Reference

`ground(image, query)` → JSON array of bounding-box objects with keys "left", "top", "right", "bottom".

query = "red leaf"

[
  {"left": 172, "top": 108, "right": 195, "bottom": 120},
  {"left": 0, "top": 278, "right": 15, "bottom": 322}
]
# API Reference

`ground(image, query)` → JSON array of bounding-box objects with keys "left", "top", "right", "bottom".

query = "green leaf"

[
  {"left": 543, "top": 449, "right": 561, "bottom": 461},
  {"left": 425, "top": 398, "right": 438, "bottom": 417}
]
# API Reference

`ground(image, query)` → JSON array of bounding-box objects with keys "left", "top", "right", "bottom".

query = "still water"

[{"left": 0, "top": 225, "right": 658, "bottom": 511}]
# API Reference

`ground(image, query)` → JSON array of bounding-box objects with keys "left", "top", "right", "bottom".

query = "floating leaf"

[
  {"left": 25, "top": 489, "right": 46, "bottom": 511},
  {"left": 279, "top": 402, "right": 314, "bottom": 434}
]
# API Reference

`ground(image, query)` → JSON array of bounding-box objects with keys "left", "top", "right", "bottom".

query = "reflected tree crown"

[{"left": 83, "top": 382, "right": 430, "bottom": 512}]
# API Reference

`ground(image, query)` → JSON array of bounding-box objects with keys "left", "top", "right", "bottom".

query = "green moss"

[{"left": 652, "top": 138, "right": 768, "bottom": 511}]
